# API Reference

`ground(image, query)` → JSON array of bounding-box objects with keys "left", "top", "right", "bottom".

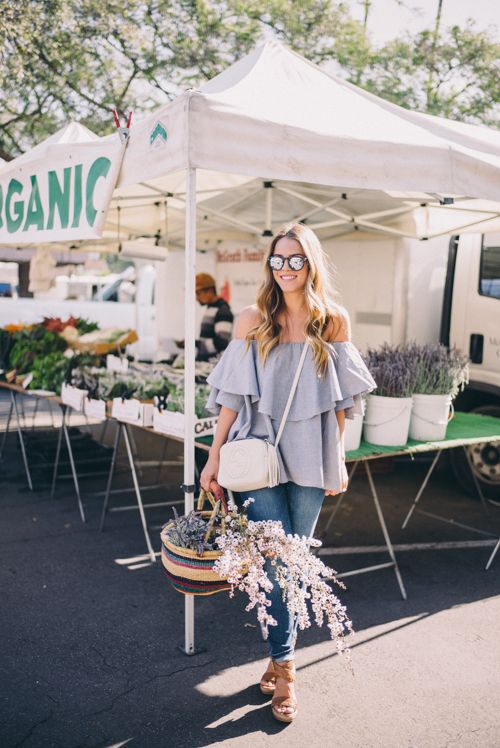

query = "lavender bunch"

[
  {"left": 404, "top": 341, "right": 469, "bottom": 398},
  {"left": 163, "top": 508, "right": 215, "bottom": 556},
  {"left": 362, "top": 342, "right": 414, "bottom": 398}
]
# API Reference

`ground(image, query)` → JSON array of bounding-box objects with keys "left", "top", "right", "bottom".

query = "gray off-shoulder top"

[{"left": 205, "top": 339, "right": 377, "bottom": 492}]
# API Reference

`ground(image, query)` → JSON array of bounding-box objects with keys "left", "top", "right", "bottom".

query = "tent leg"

[{"left": 183, "top": 166, "right": 198, "bottom": 655}]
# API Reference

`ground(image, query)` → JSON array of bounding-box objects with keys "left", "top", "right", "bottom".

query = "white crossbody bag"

[{"left": 217, "top": 340, "right": 309, "bottom": 492}]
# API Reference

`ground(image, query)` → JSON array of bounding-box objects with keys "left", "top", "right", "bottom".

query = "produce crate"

[
  {"left": 75, "top": 330, "right": 138, "bottom": 356},
  {"left": 61, "top": 383, "right": 88, "bottom": 412},
  {"left": 83, "top": 398, "right": 107, "bottom": 421},
  {"left": 111, "top": 398, "right": 154, "bottom": 427},
  {"left": 153, "top": 407, "right": 217, "bottom": 438}
]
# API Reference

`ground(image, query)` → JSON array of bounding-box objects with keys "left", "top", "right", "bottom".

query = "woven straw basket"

[{"left": 160, "top": 489, "right": 231, "bottom": 596}]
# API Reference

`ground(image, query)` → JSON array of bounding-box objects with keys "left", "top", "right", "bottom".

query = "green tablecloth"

[
  {"left": 196, "top": 411, "right": 500, "bottom": 461},
  {"left": 345, "top": 411, "right": 500, "bottom": 460}
]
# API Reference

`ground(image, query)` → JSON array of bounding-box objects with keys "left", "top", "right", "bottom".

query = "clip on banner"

[{"left": 113, "top": 109, "right": 133, "bottom": 144}]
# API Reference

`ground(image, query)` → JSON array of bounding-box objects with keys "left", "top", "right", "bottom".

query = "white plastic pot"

[
  {"left": 363, "top": 394, "right": 413, "bottom": 446},
  {"left": 409, "top": 393, "right": 453, "bottom": 441},
  {"left": 344, "top": 413, "right": 363, "bottom": 452}
]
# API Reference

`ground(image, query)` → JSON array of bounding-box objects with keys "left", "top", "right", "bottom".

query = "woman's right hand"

[{"left": 200, "top": 453, "right": 225, "bottom": 502}]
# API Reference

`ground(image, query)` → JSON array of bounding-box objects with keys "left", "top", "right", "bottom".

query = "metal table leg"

[
  {"left": 61, "top": 405, "right": 86, "bottom": 523},
  {"left": 401, "top": 445, "right": 498, "bottom": 568},
  {"left": 0, "top": 397, "right": 13, "bottom": 460},
  {"left": 401, "top": 450, "right": 442, "bottom": 529},
  {"left": 122, "top": 423, "right": 156, "bottom": 563},
  {"left": 365, "top": 461, "right": 407, "bottom": 600},
  {"left": 462, "top": 444, "right": 490, "bottom": 511},
  {"left": 320, "top": 459, "right": 407, "bottom": 599},
  {"left": 320, "top": 461, "right": 360, "bottom": 540},
  {"left": 100, "top": 421, "right": 122, "bottom": 531},
  {"left": 31, "top": 398, "right": 39, "bottom": 430},
  {"left": 485, "top": 538, "right": 500, "bottom": 570},
  {"left": 11, "top": 391, "right": 33, "bottom": 490},
  {"left": 50, "top": 415, "right": 65, "bottom": 498}
]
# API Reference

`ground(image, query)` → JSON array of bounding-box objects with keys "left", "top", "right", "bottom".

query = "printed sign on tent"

[
  {"left": 215, "top": 241, "right": 266, "bottom": 314},
  {"left": 0, "top": 126, "right": 125, "bottom": 244}
]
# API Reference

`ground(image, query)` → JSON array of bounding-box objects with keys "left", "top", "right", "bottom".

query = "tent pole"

[{"left": 184, "top": 166, "right": 197, "bottom": 655}]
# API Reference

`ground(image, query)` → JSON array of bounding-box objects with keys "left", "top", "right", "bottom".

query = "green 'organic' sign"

[{"left": 0, "top": 156, "right": 111, "bottom": 234}]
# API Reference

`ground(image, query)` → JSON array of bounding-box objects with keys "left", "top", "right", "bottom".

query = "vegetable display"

[
  {"left": 70, "top": 363, "right": 212, "bottom": 418},
  {"left": 1, "top": 317, "right": 215, "bottom": 418},
  {"left": 9, "top": 327, "right": 67, "bottom": 374}
]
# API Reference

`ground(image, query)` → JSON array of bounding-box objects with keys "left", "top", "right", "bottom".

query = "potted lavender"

[
  {"left": 406, "top": 342, "right": 470, "bottom": 440},
  {"left": 362, "top": 343, "right": 414, "bottom": 446}
]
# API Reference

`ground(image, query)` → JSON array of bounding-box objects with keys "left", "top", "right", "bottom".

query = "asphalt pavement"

[{"left": 0, "top": 396, "right": 499, "bottom": 748}]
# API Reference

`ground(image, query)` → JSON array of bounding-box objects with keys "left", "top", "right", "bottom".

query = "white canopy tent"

[
  {"left": 103, "top": 39, "right": 500, "bottom": 254},
  {"left": 117, "top": 40, "right": 500, "bottom": 198}
]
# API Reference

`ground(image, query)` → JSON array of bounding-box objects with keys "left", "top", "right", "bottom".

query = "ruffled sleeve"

[
  {"left": 205, "top": 339, "right": 260, "bottom": 416},
  {"left": 330, "top": 341, "right": 377, "bottom": 419}
]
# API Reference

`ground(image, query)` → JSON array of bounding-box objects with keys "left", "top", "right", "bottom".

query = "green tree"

[
  {"left": 355, "top": 23, "right": 500, "bottom": 124},
  {"left": 0, "top": 0, "right": 358, "bottom": 160},
  {"left": 0, "top": 1, "right": 498, "bottom": 161}
]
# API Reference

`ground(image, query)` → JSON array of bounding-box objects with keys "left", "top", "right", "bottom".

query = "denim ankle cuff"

[{"left": 272, "top": 653, "right": 295, "bottom": 663}]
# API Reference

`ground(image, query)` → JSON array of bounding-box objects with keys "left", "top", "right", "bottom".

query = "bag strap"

[{"left": 274, "top": 340, "right": 309, "bottom": 449}]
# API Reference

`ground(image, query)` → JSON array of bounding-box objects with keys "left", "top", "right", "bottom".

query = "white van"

[{"left": 331, "top": 231, "right": 500, "bottom": 500}]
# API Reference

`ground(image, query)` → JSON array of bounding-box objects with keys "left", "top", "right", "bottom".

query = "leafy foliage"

[
  {"left": 28, "top": 352, "right": 69, "bottom": 392},
  {"left": 1, "top": 1, "right": 497, "bottom": 160},
  {"left": 356, "top": 24, "right": 500, "bottom": 125},
  {"left": 0, "top": 329, "right": 13, "bottom": 373},
  {"left": 8, "top": 326, "right": 66, "bottom": 374}
]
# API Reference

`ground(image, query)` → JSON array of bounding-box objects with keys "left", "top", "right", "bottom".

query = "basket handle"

[
  {"left": 197, "top": 487, "right": 228, "bottom": 515},
  {"left": 203, "top": 499, "right": 227, "bottom": 543}
]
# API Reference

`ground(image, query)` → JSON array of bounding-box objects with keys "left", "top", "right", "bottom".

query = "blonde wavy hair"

[{"left": 244, "top": 222, "right": 346, "bottom": 379}]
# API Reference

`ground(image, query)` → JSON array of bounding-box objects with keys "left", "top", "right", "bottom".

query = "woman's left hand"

[
  {"left": 325, "top": 461, "right": 348, "bottom": 495},
  {"left": 325, "top": 480, "right": 348, "bottom": 497}
]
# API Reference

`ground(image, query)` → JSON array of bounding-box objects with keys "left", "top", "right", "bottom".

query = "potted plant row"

[{"left": 344, "top": 341, "right": 469, "bottom": 449}]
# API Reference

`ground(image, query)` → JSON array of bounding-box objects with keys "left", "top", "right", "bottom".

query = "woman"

[{"left": 200, "top": 222, "right": 376, "bottom": 723}]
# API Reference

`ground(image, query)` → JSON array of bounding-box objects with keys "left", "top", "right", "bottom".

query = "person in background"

[{"left": 194, "top": 273, "right": 234, "bottom": 361}]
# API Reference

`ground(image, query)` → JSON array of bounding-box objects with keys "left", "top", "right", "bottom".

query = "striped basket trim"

[
  {"left": 162, "top": 568, "right": 231, "bottom": 596},
  {"left": 161, "top": 543, "right": 221, "bottom": 570},
  {"left": 161, "top": 542, "right": 228, "bottom": 583}
]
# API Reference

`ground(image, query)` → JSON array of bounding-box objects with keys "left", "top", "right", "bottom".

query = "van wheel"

[{"left": 449, "top": 405, "right": 500, "bottom": 501}]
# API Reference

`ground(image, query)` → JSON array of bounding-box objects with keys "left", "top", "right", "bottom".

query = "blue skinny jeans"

[{"left": 237, "top": 481, "right": 325, "bottom": 663}]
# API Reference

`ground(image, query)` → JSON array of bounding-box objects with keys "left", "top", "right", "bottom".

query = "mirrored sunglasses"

[{"left": 268, "top": 254, "right": 309, "bottom": 272}]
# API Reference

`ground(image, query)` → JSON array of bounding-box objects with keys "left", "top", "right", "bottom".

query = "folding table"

[
  {"left": 98, "top": 418, "right": 207, "bottom": 563},
  {"left": 0, "top": 382, "right": 88, "bottom": 521},
  {"left": 319, "top": 411, "right": 500, "bottom": 592}
]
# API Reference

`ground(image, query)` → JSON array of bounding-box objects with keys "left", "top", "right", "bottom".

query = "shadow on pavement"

[{"left": 0, "top": 415, "right": 499, "bottom": 748}]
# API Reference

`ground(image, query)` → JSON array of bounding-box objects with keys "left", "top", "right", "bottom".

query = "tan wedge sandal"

[
  {"left": 271, "top": 661, "right": 298, "bottom": 723},
  {"left": 259, "top": 659, "right": 277, "bottom": 695}
]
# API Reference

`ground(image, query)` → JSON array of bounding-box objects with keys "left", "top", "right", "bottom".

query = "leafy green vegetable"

[
  {"left": 28, "top": 353, "right": 69, "bottom": 393},
  {"left": 9, "top": 326, "right": 66, "bottom": 373},
  {"left": 74, "top": 318, "right": 99, "bottom": 335},
  {"left": 0, "top": 329, "right": 13, "bottom": 374}
]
